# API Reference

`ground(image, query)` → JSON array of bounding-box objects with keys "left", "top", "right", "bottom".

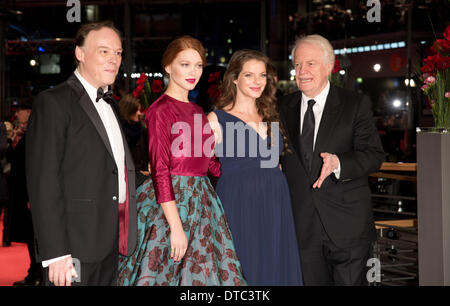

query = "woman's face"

[
  {"left": 165, "top": 48, "right": 203, "bottom": 93},
  {"left": 234, "top": 59, "right": 267, "bottom": 100}
]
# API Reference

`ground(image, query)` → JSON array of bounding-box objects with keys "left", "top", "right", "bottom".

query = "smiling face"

[
  {"left": 294, "top": 42, "right": 333, "bottom": 98},
  {"left": 234, "top": 59, "right": 267, "bottom": 101},
  {"left": 75, "top": 27, "right": 122, "bottom": 89},
  {"left": 165, "top": 48, "right": 203, "bottom": 94}
]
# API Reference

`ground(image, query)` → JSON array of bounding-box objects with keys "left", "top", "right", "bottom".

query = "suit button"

[
  {"left": 113, "top": 196, "right": 117, "bottom": 201},
  {"left": 113, "top": 169, "right": 118, "bottom": 175}
]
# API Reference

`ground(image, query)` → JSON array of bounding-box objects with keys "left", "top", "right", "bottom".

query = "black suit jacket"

[
  {"left": 278, "top": 85, "right": 384, "bottom": 251},
  {"left": 26, "top": 74, "right": 137, "bottom": 263}
]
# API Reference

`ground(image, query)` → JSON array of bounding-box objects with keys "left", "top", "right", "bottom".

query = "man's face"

[
  {"left": 76, "top": 27, "right": 122, "bottom": 89},
  {"left": 16, "top": 109, "right": 31, "bottom": 124},
  {"left": 294, "top": 42, "right": 333, "bottom": 97}
]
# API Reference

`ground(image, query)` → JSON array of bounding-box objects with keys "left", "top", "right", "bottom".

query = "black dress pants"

[
  {"left": 43, "top": 248, "right": 119, "bottom": 286},
  {"left": 299, "top": 218, "right": 372, "bottom": 286}
]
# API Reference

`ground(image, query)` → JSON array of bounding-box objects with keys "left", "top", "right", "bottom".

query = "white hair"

[{"left": 291, "top": 34, "right": 335, "bottom": 69}]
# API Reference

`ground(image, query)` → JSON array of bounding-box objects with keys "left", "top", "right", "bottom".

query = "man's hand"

[
  {"left": 48, "top": 256, "right": 78, "bottom": 286},
  {"left": 313, "top": 152, "right": 340, "bottom": 189}
]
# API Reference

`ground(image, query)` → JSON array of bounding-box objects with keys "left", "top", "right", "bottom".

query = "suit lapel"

[
  {"left": 284, "top": 91, "right": 308, "bottom": 172},
  {"left": 67, "top": 74, "right": 115, "bottom": 161},
  {"left": 311, "top": 85, "right": 342, "bottom": 177}
]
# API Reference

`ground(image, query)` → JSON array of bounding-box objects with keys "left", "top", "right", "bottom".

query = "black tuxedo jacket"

[
  {"left": 26, "top": 74, "right": 137, "bottom": 263},
  {"left": 278, "top": 85, "right": 384, "bottom": 251}
]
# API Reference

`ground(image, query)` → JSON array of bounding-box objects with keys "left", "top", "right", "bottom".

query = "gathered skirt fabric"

[{"left": 118, "top": 175, "right": 247, "bottom": 286}]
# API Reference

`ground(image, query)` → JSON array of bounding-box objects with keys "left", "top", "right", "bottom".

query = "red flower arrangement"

[
  {"left": 420, "top": 25, "right": 450, "bottom": 129},
  {"left": 132, "top": 73, "right": 164, "bottom": 110},
  {"left": 206, "top": 71, "right": 222, "bottom": 103},
  {"left": 329, "top": 55, "right": 343, "bottom": 87},
  {"left": 332, "top": 56, "right": 341, "bottom": 74}
]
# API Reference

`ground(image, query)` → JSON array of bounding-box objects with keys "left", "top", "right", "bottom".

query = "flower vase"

[{"left": 416, "top": 128, "right": 450, "bottom": 285}]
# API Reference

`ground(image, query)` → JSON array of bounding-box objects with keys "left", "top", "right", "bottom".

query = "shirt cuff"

[
  {"left": 42, "top": 255, "right": 71, "bottom": 268},
  {"left": 333, "top": 162, "right": 341, "bottom": 180}
]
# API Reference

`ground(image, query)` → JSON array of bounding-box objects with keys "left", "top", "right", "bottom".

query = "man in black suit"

[
  {"left": 278, "top": 35, "right": 384, "bottom": 285},
  {"left": 26, "top": 21, "right": 137, "bottom": 286}
]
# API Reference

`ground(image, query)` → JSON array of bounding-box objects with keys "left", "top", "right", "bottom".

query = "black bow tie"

[{"left": 96, "top": 87, "right": 113, "bottom": 103}]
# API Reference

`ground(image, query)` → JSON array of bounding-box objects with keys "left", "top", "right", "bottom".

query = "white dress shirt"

[
  {"left": 300, "top": 81, "right": 341, "bottom": 178},
  {"left": 42, "top": 70, "right": 126, "bottom": 267}
]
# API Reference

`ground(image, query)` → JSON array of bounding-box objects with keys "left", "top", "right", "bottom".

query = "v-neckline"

[{"left": 221, "top": 110, "right": 268, "bottom": 141}]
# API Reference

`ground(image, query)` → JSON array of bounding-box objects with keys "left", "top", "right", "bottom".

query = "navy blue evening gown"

[{"left": 213, "top": 109, "right": 303, "bottom": 286}]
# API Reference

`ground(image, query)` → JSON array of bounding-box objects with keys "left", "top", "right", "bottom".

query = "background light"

[
  {"left": 373, "top": 64, "right": 381, "bottom": 72},
  {"left": 393, "top": 99, "right": 402, "bottom": 108},
  {"left": 339, "top": 70, "right": 346, "bottom": 75},
  {"left": 30, "top": 59, "right": 37, "bottom": 66}
]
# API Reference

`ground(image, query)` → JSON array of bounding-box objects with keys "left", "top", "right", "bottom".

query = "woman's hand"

[
  {"left": 160, "top": 201, "right": 188, "bottom": 262},
  {"left": 169, "top": 225, "right": 188, "bottom": 262}
]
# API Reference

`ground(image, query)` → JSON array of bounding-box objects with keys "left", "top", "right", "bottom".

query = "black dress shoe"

[{"left": 13, "top": 276, "right": 42, "bottom": 286}]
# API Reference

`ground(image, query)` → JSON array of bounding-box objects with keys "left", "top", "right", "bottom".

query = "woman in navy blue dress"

[{"left": 207, "top": 50, "right": 303, "bottom": 285}]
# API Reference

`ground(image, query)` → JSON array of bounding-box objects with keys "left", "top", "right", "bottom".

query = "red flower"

[
  {"left": 208, "top": 71, "right": 221, "bottom": 83},
  {"left": 431, "top": 39, "right": 450, "bottom": 53},
  {"left": 228, "top": 262, "right": 237, "bottom": 273},
  {"left": 136, "top": 73, "right": 148, "bottom": 86},
  {"left": 147, "top": 247, "right": 162, "bottom": 272},
  {"left": 207, "top": 84, "right": 220, "bottom": 102},
  {"left": 444, "top": 25, "right": 450, "bottom": 41},
  {"left": 219, "top": 269, "right": 229, "bottom": 281},
  {"left": 152, "top": 79, "right": 163, "bottom": 93},
  {"left": 189, "top": 263, "right": 202, "bottom": 274},
  {"left": 192, "top": 280, "right": 206, "bottom": 286},
  {"left": 332, "top": 56, "right": 341, "bottom": 74},
  {"left": 133, "top": 83, "right": 145, "bottom": 98}
]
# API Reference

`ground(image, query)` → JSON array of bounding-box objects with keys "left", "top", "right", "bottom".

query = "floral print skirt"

[{"left": 118, "top": 175, "right": 247, "bottom": 286}]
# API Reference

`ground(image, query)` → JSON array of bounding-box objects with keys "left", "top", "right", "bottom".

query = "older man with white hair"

[{"left": 278, "top": 34, "right": 385, "bottom": 285}]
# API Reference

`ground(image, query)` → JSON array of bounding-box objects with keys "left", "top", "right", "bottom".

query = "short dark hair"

[
  {"left": 74, "top": 20, "right": 122, "bottom": 66},
  {"left": 15, "top": 97, "right": 33, "bottom": 110}
]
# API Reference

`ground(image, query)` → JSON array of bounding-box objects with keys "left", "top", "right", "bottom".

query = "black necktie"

[
  {"left": 301, "top": 99, "right": 316, "bottom": 171},
  {"left": 96, "top": 87, "right": 113, "bottom": 103}
]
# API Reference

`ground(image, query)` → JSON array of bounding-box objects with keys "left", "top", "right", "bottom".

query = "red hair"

[{"left": 161, "top": 35, "right": 206, "bottom": 73}]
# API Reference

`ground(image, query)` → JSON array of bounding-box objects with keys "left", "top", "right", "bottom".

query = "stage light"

[
  {"left": 373, "top": 64, "right": 381, "bottom": 72},
  {"left": 339, "top": 70, "right": 346, "bottom": 75},
  {"left": 30, "top": 59, "right": 37, "bottom": 67},
  {"left": 290, "top": 69, "right": 295, "bottom": 76},
  {"left": 356, "top": 77, "right": 363, "bottom": 83}
]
